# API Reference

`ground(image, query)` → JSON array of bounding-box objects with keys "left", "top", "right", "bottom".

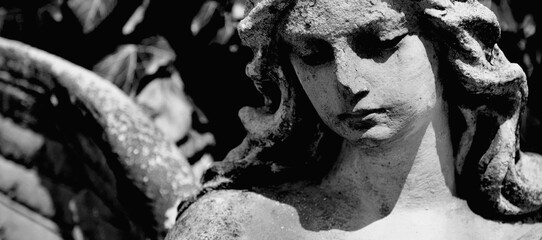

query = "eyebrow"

[
  {"left": 280, "top": 13, "right": 407, "bottom": 43},
  {"left": 280, "top": 19, "right": 408, "bottom": 50}
]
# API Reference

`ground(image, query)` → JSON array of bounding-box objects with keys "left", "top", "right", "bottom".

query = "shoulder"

[
  {"left": 515, "top": 225, "right": 542, "bottom": 240},
  {"left": 165, "top": 189, "right": 311, "bottom": 240},
  {"left": 165, "top": 190, "right": 266, "bottom": 240}
]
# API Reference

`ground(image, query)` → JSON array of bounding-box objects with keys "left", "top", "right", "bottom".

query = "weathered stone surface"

[
  {"left": 168, "top": 0, "right": 542, "bottom": 239},
  {"left": 0, "top": 37, "right": 198, "bottom": 239}
]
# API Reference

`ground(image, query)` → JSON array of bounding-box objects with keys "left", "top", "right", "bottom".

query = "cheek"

[
  {"left": 383, "top": 37, "right": 438, "bottom": 112},
  {"left": 299, "top": 77, "right": 336, "bottom": 124},
  {"left": 291, "top": 59, "right": 342, "bottom": 119}
]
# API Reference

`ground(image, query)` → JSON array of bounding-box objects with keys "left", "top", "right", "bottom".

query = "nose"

[{"left": 334, "top": 43, "right": 370, "bottom": 104}]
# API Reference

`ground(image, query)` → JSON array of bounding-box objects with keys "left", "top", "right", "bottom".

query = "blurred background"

[
  {"left": 0, "top": 0, "right": 540, "bottom": 239},
  {"left": 1, "top": 0, "right": 260, "bottom": 179}
]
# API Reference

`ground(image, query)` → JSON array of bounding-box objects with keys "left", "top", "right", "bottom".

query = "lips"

[
  {"left": 337, "top": 109, "right": 386, "bottom": 129},
  {"left": 337, "top": 108, "right": 387, "bottom": 121}
]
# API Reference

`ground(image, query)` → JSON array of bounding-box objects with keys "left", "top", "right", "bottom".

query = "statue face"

[{"left": 281, "top": 0, "right": 440, "bottom": 146}]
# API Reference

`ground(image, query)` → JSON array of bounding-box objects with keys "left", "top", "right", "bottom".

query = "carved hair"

[{"left": 203, "top": 0, "right": 540, "bottom": 221}]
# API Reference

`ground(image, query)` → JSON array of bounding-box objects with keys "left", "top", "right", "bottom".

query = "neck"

[{"left": 321, "top": 100, "right": 456, "bottom": 220}]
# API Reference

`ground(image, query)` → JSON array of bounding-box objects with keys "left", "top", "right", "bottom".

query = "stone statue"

[{"left": 167, "top": 0, "right": 542, "bottom": 239}]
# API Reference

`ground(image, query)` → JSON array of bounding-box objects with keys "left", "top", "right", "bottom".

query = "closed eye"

[
  {"left": 377, "top": 34, "right": 407, "bottom": 50},
  {"left": 351, "top": 32, "right": 408, "bottom": 58},
  {"left": 294, "top": 38, "right": 334, "bottom": 66}
]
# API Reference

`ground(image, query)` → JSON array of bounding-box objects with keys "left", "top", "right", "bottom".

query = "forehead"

[{"left": 281, "top": 0, "right": 407, "bottom": 39}]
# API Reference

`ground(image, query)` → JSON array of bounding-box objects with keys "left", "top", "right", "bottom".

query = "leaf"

[
  {"left": 93, "top": 36, "right": 176, "bottom": 96},
  {"left": 136, "top": 73, "right": 194, "bottom": 143},
  {"left": 139, "top": 36, "right": 176, "bottom": 75},
  {"left": 191, "top": 1, "right": 219, "bottom": 36},
  {"left": 213, "top": 14, "right": 236, "bottom": 45},
  {"left": 67, "top": 0, "right": 117, "bottom": 33},
  {"left": 93, "top": 44, "right": 139, "bottom": 96},
  {"left": 122, "top": 0, "right": 149, "bottom": 35},
  {"left": 37, "top": 0, "right": 64, "bottom": 23},
  {"left": 232, "top": 1, "right": 246, "bottom": 20},
  {"left": 521, "top": 14, "right": 536, "bottom": 39}
]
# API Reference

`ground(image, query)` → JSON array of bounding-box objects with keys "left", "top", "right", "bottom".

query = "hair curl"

[{"left": 202, "top": 0, "right": 541, "bottom": 222}]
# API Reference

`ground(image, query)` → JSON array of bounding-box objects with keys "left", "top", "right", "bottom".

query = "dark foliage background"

[
  {"left": 0, "top": 0, "right": 540, "bottom": 166},
  {"left": 1, "top": 0, "right": 257, "bottom": 167}
]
